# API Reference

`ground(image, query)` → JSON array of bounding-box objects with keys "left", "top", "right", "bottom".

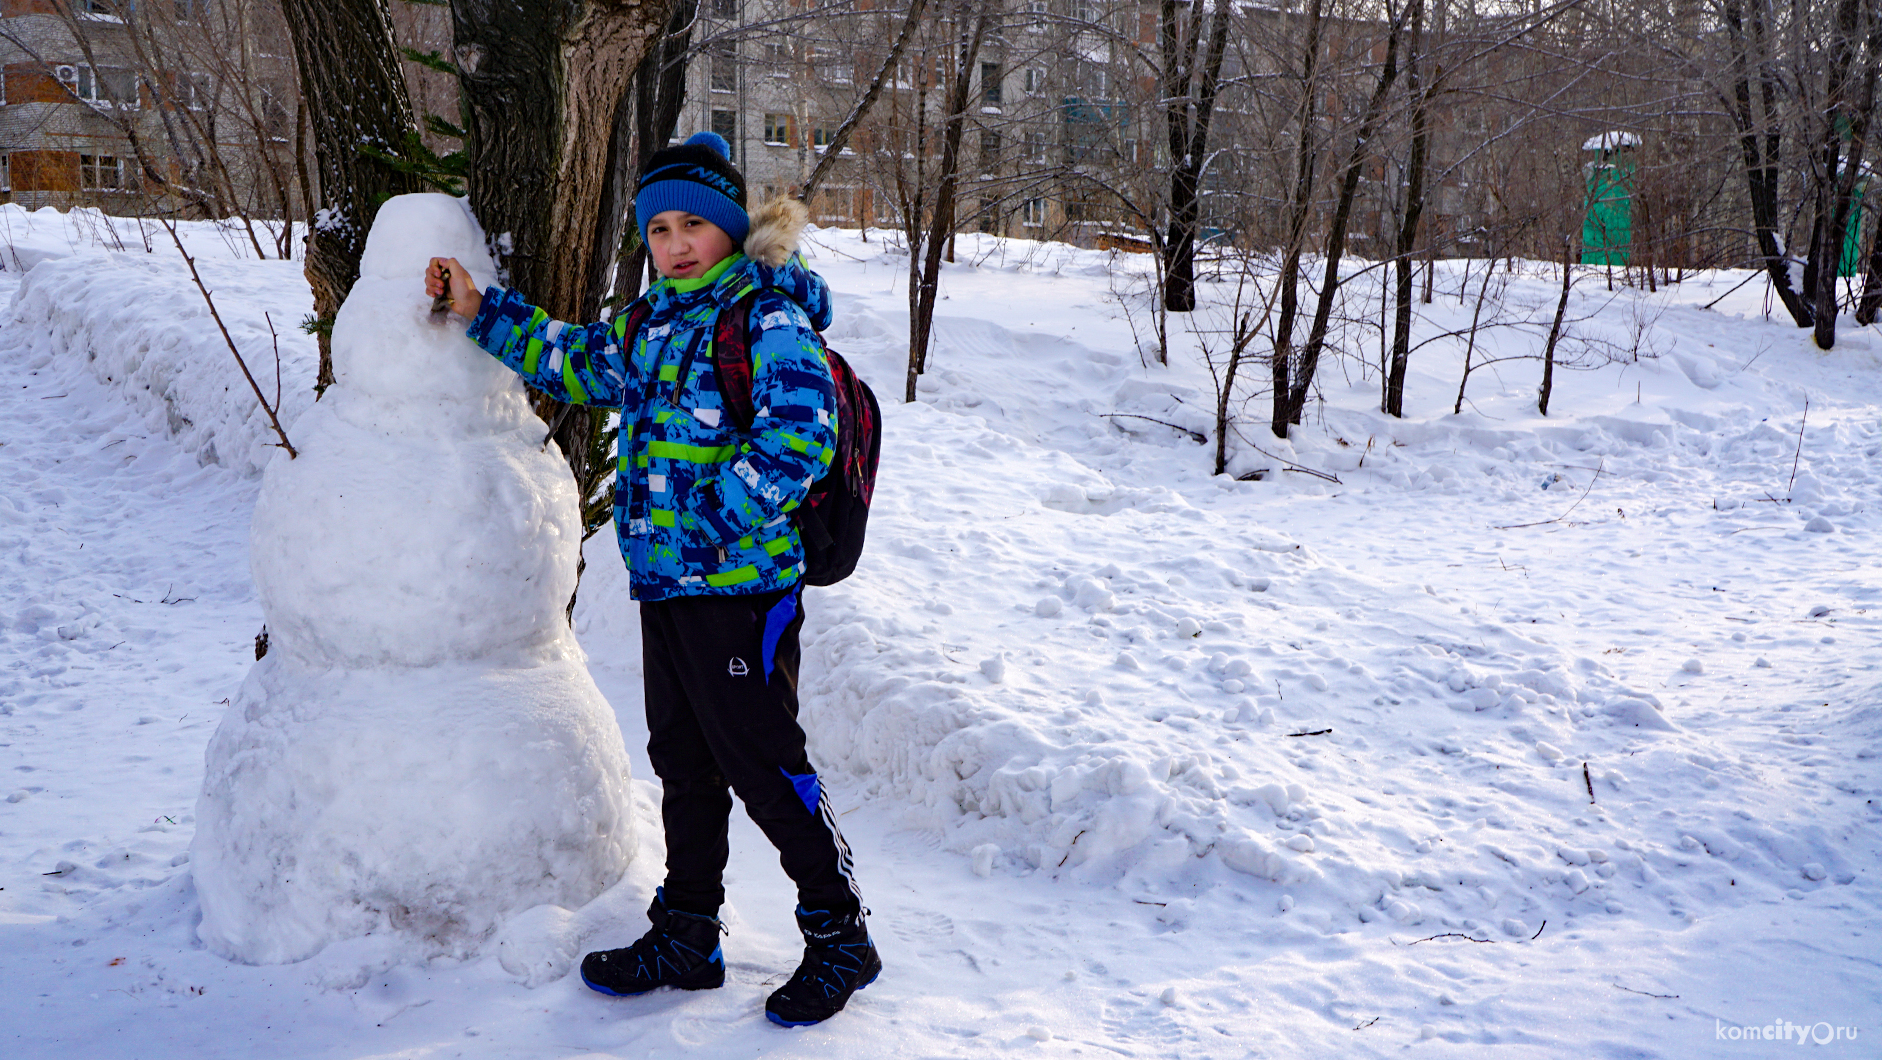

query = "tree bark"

[
  {"left": 615, "top": 0, "right": 700, "bottom": 304},
  {"left": 1860, "top": 195, "right": 1882, "bottom": 323},
  {"left": 277, "top": 0, "right": 427, "bottom": 395},
  {"left": 1159, "top": 0, "right": 1232, "bottom": 314},
  {"left": 449, "top": 0, "right": 673, "bottom": 615},
  {"left": 450, "top": 0, "right": 672, "bottom": 322},
  {"left": 1806, "top": 0, "right": 1876, "bottom": 349},
  {"left": 1269, "top": 0, "right": 1325, "bottom": 438},
  {"left": 1276, "top": 7, "right": 1404, "bottom": 434},
  {"left": 908, "top": 6, "right": 992, "bottom": 402},
  {"left": 1384, "top": 0, "right": 1427, "bottom": 419},
  {"left": 1538, "top": 238, "right": 1572, "bottom": 417},
  {"left": 1720, "top": 0, "right": 1813, "bottom": 329}
]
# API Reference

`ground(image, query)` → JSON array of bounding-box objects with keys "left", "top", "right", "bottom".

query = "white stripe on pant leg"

[{"left": 816, "top": 793, "right": 863, "bottom": 904}]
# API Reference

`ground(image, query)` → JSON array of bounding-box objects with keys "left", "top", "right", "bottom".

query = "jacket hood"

[{"left": 644, "top": 197, "right": 832, "bottom": 332}]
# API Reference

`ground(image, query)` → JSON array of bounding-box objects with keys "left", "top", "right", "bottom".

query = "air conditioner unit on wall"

[{"left": 54, "top": 65, "right": 79, "bottom": 84}]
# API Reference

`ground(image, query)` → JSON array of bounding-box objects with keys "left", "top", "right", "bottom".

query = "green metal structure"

[
  {"left": 1839, "top": 175, "right": 1869, "bottom": 278},
  {"left": 1581, "top": 132, "right": 1636, "bottom": 267}
]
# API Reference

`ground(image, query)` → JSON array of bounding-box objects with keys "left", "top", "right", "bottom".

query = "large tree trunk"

[
  {"left": 1158, "top": 0, "right": 1232, "bottom": 315},
  {"left": 1269, "top": 0, "right": 1325, "bottom": 438},
  {"left": 276, "top": 0, "right": 427, "bottom": 395},
  {"left": 1720, "top": 0, "right": 1813, "bottom": 329},
  {"left": 615, "top": 0, "right": 701, "bottom": 304},
  {"left": 1859, "top": 199, "right": 1882, "bottom": 323},
  {"left": 1384, "top": 0, "right": 1428, "bottom": 419},
  {"left": 449, "top": 0, "right": 673, "bottom": 616},
  {"left": 908, "top": 6, "right": 992, "bottom": 403},
  {"left": 1806, "top": 0, "right": 1876, "bottom": 349},
  {"left": 449, "top": 0, "right": 671, "bottom": 322}
]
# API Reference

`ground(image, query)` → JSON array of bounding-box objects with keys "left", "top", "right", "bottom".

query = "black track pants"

[{"left": 640, "top": 587, "right": 861, "bottom": 918}]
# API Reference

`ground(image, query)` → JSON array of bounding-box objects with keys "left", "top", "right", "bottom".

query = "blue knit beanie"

[{"left": 635, "top": 131, "right": 750, "bottom": 247}]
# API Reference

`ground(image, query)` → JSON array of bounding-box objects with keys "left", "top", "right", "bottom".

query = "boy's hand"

[{"left": 425, "top": 257, "right": 481, "bottom": 320}]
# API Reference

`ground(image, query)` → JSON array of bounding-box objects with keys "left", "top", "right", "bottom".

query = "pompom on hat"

[{"left": 635, "top": 131, "right": 750, "bottom": 247}]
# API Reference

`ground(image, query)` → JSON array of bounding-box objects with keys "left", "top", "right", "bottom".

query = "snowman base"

[{"left": 192, "top": 650, "right": 634, "bottom": 966}]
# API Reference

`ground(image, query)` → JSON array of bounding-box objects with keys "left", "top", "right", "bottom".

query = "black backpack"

[{"left": 620, "top": 288, "right": 881, "bottom": 585}]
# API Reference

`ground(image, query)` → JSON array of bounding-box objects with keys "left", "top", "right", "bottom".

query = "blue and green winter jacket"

[{"left": 465, "top": 236, "right": 837, "bottom": 602}]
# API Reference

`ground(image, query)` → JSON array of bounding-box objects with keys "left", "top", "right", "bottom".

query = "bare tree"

[
  {"left": 1271, "top": 1, "right": 1405, "bottom": 437},
  {"left": 1158, "top": 0, "right": 1232, "bottom": 312},
  {"left": 799, "top": 0, "right": 929, "bottom": 202}
]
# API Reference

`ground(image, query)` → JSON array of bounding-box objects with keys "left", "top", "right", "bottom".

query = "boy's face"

[{"left": 646, "top": 210, "right": 737, "bottom": 280}]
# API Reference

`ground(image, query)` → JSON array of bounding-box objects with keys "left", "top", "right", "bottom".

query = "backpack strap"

[
  {"left": 614, "top": 296, "right": 662, "bottom": 411},
  {"left": 708, "top": 285, "right": 765, "bottom": 433}
]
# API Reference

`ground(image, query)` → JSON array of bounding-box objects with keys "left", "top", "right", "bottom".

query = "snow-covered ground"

[{"left": 1, "top": 204, "right": 1877, "bottom": 1057}]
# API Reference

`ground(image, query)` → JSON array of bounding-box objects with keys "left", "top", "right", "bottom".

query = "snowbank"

[{"left": 0, "top": 238, "right": 316, "bottom": 477}]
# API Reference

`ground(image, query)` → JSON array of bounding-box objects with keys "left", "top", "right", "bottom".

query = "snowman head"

[{"left": 331, "top": 193, "right": 518, "bottom": 424}]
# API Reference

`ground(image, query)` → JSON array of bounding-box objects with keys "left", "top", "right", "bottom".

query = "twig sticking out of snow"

[
  {"left": 1495, "top": 458, "right": 1604, "bottom": 530},
  {"left": 1613, "top": 984, "right": 1679, "bottom": 999},
  {"left": 1701, "top": 268, "right": 1766, "bottom": 311},
  {"left": 1530, "top": 920, "right": 1547, "bottom": 940},
  {"left": 1583, "top": 761, "right": 1596, "bottom": 804},
  {"left": 1102, "top": 413, "right": 1206, "bottom": 444},
  {"left": 1788, "top": 397, "right": 1809, "bottom": 494},
  {"left": 1285, "top": 727, "right": 1333, "bottom": 737},
  {"left": 158, "top": 219, "right": 298, "bottom": 459},
  {"left": 1406, "top": 932, "right": 1495, "bottom": 945}
]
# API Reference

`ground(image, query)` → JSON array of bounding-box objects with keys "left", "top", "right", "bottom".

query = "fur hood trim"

[{"left": 743, "top": 197, "right": 808, "bottom": 267}]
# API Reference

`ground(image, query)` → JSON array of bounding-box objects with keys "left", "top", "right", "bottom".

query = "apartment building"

[
  {"left": 683, "top": 0, "right": 1156, "bottom": 244},
  {"left": 0, "top": 0, "right": 148, "bottom": 208},
  {"left": 0, "top": 0, "right": 293, "bottom": 218}
]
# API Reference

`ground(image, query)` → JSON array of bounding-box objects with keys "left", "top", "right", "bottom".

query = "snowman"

[{"left": 191, "top": 194, "right": 635, "bottom": 965}]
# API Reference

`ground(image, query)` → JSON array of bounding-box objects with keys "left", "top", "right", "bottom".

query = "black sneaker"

[
  {"left": 764, "top": 905, "right": 882, "bottom": 1026},
  {"left": 581, "top": 888, "right": 726, "bottom": 996}
]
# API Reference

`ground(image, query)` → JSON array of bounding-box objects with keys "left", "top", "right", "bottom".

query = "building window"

[
  {"left": 812, "top": 125, "right": 833, "bottom": 150},
  {"left": 178, "top": 72, "right": 214, "bottom": 110},
  {"left": 980, "top": 62, "right": 1002, "bottom": 106},
  {"left": 764, "top": 42, "right": 792, "bottom": 74},
  {"left": 709, "top": 0, "right": 738, "bottom": 16},
  {"left": 1025, "top": 132, "right": 1047, "bottom": 162},
  {"left": 0, "top": 154, "right": 10, "bottom": 192},
  {"left": 764, "top": 113, "right": 792, "bottom": 145},
  {"left": 979, "top": 127, "right": 1000, "bottom": 162},
  {"left": 813, "top": 50, "right": 852, "bottom": 86},
  {"left": 1022, "top": 198, "right": 1046, "bottom": 227},
  {"left": 80, "top": 154, "right": 128, "bottom": 191},
  {"left": 1027, "top": 0, "right": 1048, "bottom": 11},
  {"left": 710, "top": 109, "right": 737, "bottom": 143},
  {"left": 708, "top": 43, "right": 737, "bottom": 92},
  {"left": 1072, "top": 0, "right": 1098, "bottom": 23},
  {"left": 1024, "top": 67, "right": 1045, "bottom": 95},
  {"left": 59, "top": 65, "right": 140, "bottom": 108}
]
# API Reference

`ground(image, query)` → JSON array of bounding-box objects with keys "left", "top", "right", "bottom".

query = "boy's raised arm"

[
  {"left": 464, "top": 284, "right": 638, "bottom": 410},
  {"left": 427, "top": 255, "right": 635, "bottom": 407}
]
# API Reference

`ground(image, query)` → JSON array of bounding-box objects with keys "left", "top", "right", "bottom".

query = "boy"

[{"left": 424, "top": 131, "right": 878, "bottom": 1027}]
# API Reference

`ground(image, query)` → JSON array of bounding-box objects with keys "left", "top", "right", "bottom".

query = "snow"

[
  {"left": 1583, "top": 131, "right": 1641, "bottom": 152},
  {"left": 2, "top": 209, "right": 1879, "bottom": 1056},
  {"left": 199, "top": 194, "right": 636, "bottom": 966}
]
